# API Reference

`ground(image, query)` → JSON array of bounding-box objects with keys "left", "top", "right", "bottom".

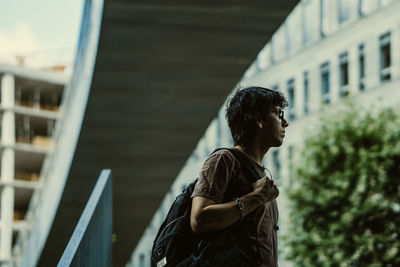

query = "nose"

[{"left": 282, "top": 118, "right": 289, "bottom": 127}]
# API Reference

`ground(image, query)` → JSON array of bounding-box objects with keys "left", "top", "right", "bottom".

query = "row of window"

[
  {"left": 275, "top": 31, "right": 393, "bottom": 121},
  {"left": 251, "top": 0, "right": 395, "bottom": 76},
  {"left": 310, "top": 0, "right": 391, "bottom": 50}
]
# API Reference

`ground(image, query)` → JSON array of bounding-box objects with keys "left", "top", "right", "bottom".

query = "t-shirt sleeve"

[{"left": 191, "top": 151, "right": 236, "bottom": 203}]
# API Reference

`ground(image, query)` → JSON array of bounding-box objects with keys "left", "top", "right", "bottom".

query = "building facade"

[
  {"left": 129, "top": 0, "right": 400, "bottom": 266},
  {"left": 0, "top": 66, "right": 66, "bottom": 266}
]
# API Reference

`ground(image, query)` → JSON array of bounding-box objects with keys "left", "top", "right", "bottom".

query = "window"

[
  {"left": 284, "top": 23, "right": 291, "bottom": 54},
  {"left": 379, "top": 32, "right": 391, "bottom": 81},
  {"left": 139, "top": 253, "right": 145, "bottom": 267},
  {"left": 338, "top": 0, "right": 350, "bottom": 24},
  {"left": 303, "top": 72, "right": 309, "bottom": 114},
  {"left": 320, "top": 62, "right": 330, "bottom": 104},
  {"left": 302, "top": 0, "right": 314, "bottom": 44},
  {"left": 339, "top": 52, "right": 349, "bottom": 97},
  {"left": 320, "top": 0, "right": 332, "bottom": 36},
  {"left": 256, "top": 44, "right": 271, "bottom": 70},
  {"left": 358, "top": 44, "right": 365, "bottom": 91},
  {"left": 271, "top": 28, "right": 286, "bottom": 63},
  {"left": 285, "top": 9, "right": 302, "bottom": 54},
  {"left": 270, "top": 35, "right": 276, "bottom": 64},
  {"left": 287, "top": 79, "right": 296, "bottom": 120}
]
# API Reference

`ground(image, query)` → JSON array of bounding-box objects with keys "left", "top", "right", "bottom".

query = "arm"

[{"left": 190, "top": 176, "right": 279, "bottom": 234}]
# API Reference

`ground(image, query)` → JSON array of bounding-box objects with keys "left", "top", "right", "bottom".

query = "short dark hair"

[{"left": 225, "top": 86, "right": 288, "bottom": 146}]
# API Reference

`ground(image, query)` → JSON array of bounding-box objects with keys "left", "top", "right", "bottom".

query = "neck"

[{"left": 235, "top": 142, "right": 269, "bottom": 165}]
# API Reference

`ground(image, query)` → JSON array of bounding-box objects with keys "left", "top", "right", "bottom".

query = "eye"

[{"left": 277, "top": 109, "right": 284, "bottom": 120}]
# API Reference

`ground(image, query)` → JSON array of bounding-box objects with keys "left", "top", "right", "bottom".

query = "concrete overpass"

[{"left": 38, "top": 0, "right": 300, "bottom": 266}]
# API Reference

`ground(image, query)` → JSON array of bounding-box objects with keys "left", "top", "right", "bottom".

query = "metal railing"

[{"left": 58, "top": 169, "right": 112, "bottom": 267}]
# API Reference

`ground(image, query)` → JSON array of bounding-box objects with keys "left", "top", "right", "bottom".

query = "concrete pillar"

[
  {"left": 0, "top": 73, "right": 16, "bottom": 263},
  {"left": 294, "top": 72, "right": 303, "bottom": 119},
  {"left": 349, "top": 0, "right": 360, "bottom": 22},
  {"left": 309, "top": 64, "right": 321, "bottom": 113},
  {"left": 348, "top": 44, "right": 359, "bottom": 95},
  {"left": 329, "top": 0, "right": 339, "bottom": 34},
  {"left": 329, "top": 53, "right": 340, "bottom": 104},
  {"left": 365, "top": 34, "right": 380, "bottom": 90}
]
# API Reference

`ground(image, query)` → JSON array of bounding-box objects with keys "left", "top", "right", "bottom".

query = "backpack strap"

[
  {"left": 227, "top": 148, "right": 261, "bottom": 182},
  {"left": 211, "top": 148, "right": 261, "bottom": 183}
]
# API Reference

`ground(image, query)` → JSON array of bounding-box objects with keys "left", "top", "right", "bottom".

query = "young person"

[{"left": 190, "top": 86, "right": 289, "bottom": 266}]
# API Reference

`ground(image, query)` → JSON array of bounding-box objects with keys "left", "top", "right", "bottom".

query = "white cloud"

[
  {"left": 0, "top": 23, "right": 42, "bottom": 64},
  {"left": 0, "top": 22, "right": 74, "bottom": 69}
]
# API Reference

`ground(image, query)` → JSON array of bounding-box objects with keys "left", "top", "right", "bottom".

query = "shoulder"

[
  {"left": 204, "top": 148, "right": 240, "bottom": 167},
  {"left": 211, "top": 148, "right": 236, "bottom": 158},
  {"left": 194, "top": 149, "right": 240, "bottom": 203}
]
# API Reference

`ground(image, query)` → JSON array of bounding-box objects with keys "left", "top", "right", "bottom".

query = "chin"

[{"left": 271, "top": 140, "right": 283, "bottom": 147}]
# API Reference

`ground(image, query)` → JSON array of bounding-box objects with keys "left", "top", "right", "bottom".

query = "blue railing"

[{"left": 58, "top": 169, "right": 112, "bottom": 267}]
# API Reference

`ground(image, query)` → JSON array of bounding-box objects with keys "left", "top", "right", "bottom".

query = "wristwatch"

[{"left": 233, "top": 197, "right": 245, "bottom": 221}]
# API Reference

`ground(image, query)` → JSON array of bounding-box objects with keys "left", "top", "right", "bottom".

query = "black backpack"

[{"left": 151, "top": 148, "right": 261, "bottom": 267}]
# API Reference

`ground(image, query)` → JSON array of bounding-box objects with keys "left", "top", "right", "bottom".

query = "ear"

[{"left": 254, "top": 113, "right": 264, "bottom": 129}]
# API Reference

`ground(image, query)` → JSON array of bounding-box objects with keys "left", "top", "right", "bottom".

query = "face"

[{"left": 259, "top": 105, "right": 289, "bottom": 147}]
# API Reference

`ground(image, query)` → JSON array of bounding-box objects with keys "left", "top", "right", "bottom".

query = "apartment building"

[{"left": 0, "top": 65, "right": 66, "bottom": 266}]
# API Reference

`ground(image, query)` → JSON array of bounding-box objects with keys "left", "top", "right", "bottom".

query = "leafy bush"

[{"left": 284, "top": 106, "right": 400, "bottom": 266}]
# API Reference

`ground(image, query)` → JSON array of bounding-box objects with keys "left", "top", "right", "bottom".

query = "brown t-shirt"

[{"left": 192, "top": 149, "right": 279, "bottom": 267}]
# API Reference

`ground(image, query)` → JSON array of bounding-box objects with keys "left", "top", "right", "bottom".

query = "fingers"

[
  {"left": 253, "top": 177, "right": 274, "bottom": 190},
  {"left": 264, "top": 178, "right": 275, "bottom": 189},
  {"left": 261, "top": 175, "right": 272, "bottom": 181},
  {"left": 260, "top": 178, "right": 279, "bottom": 200}
]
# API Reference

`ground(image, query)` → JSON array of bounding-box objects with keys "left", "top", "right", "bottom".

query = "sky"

[{"left": 0, "top": 0, "right": 84, "bottom": 69}]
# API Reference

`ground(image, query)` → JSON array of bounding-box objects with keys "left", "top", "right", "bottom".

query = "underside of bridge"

[{"left": 39, "top": 0, "right": 300, "bottom": 266}]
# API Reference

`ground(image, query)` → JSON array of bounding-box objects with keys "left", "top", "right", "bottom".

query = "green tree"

[{"left": 284, "top": 106, "right": 400, "bottom": 266}]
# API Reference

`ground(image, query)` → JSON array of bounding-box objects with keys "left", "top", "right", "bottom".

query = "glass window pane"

[
  {"left": 322, "top": 73, "right": 330, "bottom": 94},
  {"left": 257, "top": 44, "right": 271, "bottom": 69},
  {"left": 302, "top": 0, "right": 318, "bottom": 44},
  {"left": 359, "top": 45, "right": 365, "bottom": 78},
  {"left": 272, "top": 28, "right": 286, "bottom": 62},
  {"left": 382, "top": 44, "right": 391, "bottom": 68},
  {"left": 358, "top": 44, "right": 365, "bottom": 91},
  {"left": 287, "top": 79, "right": 296, "bottom": 120},
  {"left": 320, "top": 0, "right": 332, "bottom": 36},
  {"left": 321, "top": 62, "right": 330, "bottom": 103},
  {"left": 339, "top": 52, "right": 349, "bottom": 87},
  {"left": 303, "top": 72, "right": 309, "bottom": 114},
  {"left": 379, "top": 32, "right": 391, "bottom": 81},
  {"left": 286, "top": 8, "right": 301, "bottom": 54},
  {"left": 338, "top": 0, "right": 350, "bottom": 24}
]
